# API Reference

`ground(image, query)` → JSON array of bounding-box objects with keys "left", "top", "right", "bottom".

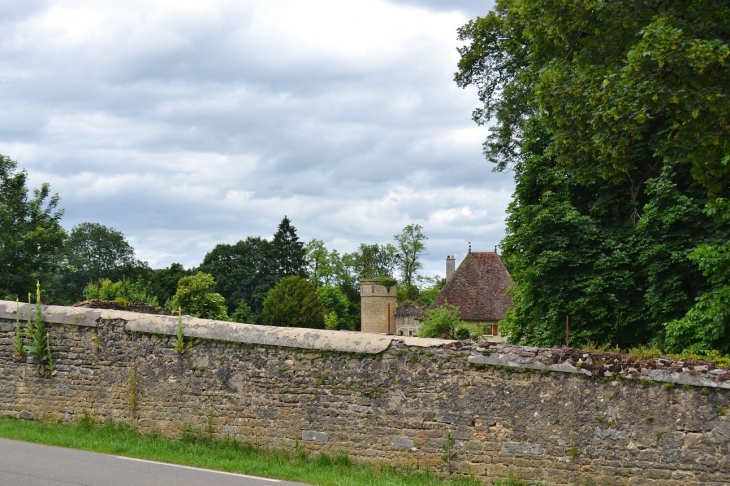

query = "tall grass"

[{"left": 0, "top": 417, "right": 529, "bottom": 486}]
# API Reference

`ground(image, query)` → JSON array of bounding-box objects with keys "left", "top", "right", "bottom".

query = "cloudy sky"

[{"left": 0, "top": 0, "right": 510, "bottom": 278}]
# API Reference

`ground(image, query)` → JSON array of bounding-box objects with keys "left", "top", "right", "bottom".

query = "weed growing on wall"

[
  {"left": 24, "top": 283, "right": 55, "bottom": 376},
  {"left": 441, "top": 431, "right": 457, "bottom": 473},
  {"left": 171, "top": 309, "right": 192, "bottom": 354},
  {"left": 12, "top": 298, "right": 26, "bottom": 361}
]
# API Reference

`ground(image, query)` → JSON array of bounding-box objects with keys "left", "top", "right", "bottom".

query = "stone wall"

[{"left": 0, "top": 301, "right": 729, "bottom": 486}]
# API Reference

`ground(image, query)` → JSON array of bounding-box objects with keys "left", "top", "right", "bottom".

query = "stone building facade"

[{"left": 394, "top": 302, "right": 424, "bottom": 337}]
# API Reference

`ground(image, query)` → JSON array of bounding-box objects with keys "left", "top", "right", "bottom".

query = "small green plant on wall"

[
  {"left": 12, "top": 298, "right": 26, "bottom": 361},
  {"left": 171, "top": 309, "right": 193, "bottom": 354},
  {"left": 24, "top": 283, "right": 56, "bottom": 376}
]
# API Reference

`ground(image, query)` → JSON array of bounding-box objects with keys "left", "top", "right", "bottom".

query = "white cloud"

[{"left": 0, "top": 0, "right": 509, "bottom": 277}]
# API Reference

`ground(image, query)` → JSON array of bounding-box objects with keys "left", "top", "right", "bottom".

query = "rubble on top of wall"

[{"left": 450, "top": 340, "right": 730, "bottom": 389}]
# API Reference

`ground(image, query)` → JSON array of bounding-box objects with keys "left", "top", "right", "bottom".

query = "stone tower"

[{"left": 360, "top": 279, "right": 397, "bottom": 334}]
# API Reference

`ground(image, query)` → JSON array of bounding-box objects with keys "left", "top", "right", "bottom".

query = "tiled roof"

[{"left": 430, "top": 252, "right": 513, "bottom": 321}]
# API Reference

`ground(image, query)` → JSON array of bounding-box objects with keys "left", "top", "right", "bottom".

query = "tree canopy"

[
  {"left": 63, "top": 222, "right": 148, "bottom": 300},
  {"left": 457, "top": 1, "right": 730, "bottom": 350},
  {"left": 394, "top": 224, "right": 427, "bottom": 299},
  {"left": 0, "top": 155, "right": 66, "bottom": 301},
  {"left": 262, "top": 276, "right": 324, "bottom": 329}
]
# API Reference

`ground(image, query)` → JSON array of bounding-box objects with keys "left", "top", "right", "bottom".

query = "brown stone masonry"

[{"left": 0, "top": 302, "right": 729, "bottom": 486}]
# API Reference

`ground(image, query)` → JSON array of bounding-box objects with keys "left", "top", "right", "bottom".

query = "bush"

[
  {"left": 317, "top": 285, "right": 352, "bottom": 330},
  {"left": 84, "top": 277, "right": 159, "bottom": 306},
  {"left": 169, "top": 272, "right": 228, "bottom": 320},
  {"left": 418, "top": 303, "right": 466, "bottom": 339},
  {"left": 263, "top": 276, "right": 324, "bottom": 329}
]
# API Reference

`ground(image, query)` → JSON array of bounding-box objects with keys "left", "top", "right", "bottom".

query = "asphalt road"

[{"left": 0, "top": 438, "right": 310, "bottom": 486}]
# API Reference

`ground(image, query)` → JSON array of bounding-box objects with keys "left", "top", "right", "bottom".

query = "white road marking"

[{"left": 115, "top": 456, "right": 281, "bottom": 482}]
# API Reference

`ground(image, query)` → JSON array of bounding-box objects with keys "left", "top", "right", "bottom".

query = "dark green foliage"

[
  {"left": 144, "top": 263, "right": 195, "bottom": 308},
  {"left": 456, "top": 1, "right": 730, "bottom": 349},
  {"left": 317, "top": 285, "right": 353, "bottom": 330},
  {"left": 230, "top": 299, "right": 255, "bottom": 324},
  {"left": 262, "top": 276, "right": 324, "bottom": 329},
  {"left": 0, "top": 155, "right": 66, "bottom": 301},
  {"left": 500, "top": 119, "right": 722, "bottom": 348},
  {"left": 271, "top": 216, "right": 307, "bottom": 279},
  {"left": 200, "top": 236, "right": 277, "bottom": 321},
  {"left": 666, "top": 198, "right": 730, "bottom": 353}
]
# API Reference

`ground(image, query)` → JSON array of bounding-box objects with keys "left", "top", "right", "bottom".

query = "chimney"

[{"left": 446, "top": 255, "right": 456, "bottom": 281}]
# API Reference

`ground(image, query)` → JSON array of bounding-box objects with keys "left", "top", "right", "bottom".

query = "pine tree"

[{"left": 271, "top": 216, "right": 307, "bottom": 279}]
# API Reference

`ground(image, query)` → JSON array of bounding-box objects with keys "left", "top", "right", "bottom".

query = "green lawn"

[{"left": 0, "top": 417, "right": 527, "bottom": 486}]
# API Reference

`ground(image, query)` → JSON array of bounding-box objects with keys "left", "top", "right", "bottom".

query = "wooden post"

[{"left": 566, "top": 315, "right": 570, "bottom": 347}]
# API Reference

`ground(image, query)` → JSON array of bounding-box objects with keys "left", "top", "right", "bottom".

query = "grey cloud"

[
  {"left": 2, "top": 1, "right": 513, "bottom": 274},
  {"left": 387, "top": 0, "right": 494, "bottom": 18}
]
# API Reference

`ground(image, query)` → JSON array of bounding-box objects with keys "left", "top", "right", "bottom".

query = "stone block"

[
  {"left": 391, "top": 436, "right": 415, "bottom": 449},
  {"left": 501, "top": 442, "right": 545, "bottom": 455},
  {"left": 301, "top": 430, "right": 329, "bottom": 443}
]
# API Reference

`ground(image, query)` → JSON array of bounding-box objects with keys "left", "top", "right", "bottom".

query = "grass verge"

[{"left": 0, "top": 416, "right": 527, "bottom": 486}]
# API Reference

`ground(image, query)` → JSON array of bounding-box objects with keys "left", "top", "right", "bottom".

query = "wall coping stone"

[
  {"left": 0, "top": 300, "right": 451, "bottom": 354},
  {"left": 464, "top": 342, "right": 730, "bottom": 389}
]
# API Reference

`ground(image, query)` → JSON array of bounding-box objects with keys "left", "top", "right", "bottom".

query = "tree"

[
  {"left": 316, "top": 285, "right": 352, "bottom": 330},
  {"left": 343, "top": 243, "right": 399, "bottom": 280},
  {"left": 418, "top": 303, "right": 466, "bottom": 339},
  {"left": 63, "top": 222, "right": 148, "bottom": 300},
  {"left": 262, "top": 276, "right": 324, "bottom": 329},
  {"left": 394, "top": 224, "right": 427, "bottom": 299},
  {"left": 665, "top": 199, "right": 730, "bottom": 354},
  {"left": 145, "top": 263, "right": 195, "bottom": 308},
  {"left": 456, "top": 1, "right": 730, "bottom": 192},
  {"left": 199, "top": 236, "right": 277, "bottom": 320},
  {"left": 500, "top": 118, "right": 719, "bottom": 348},
  {"left": 271, "top": 216, "right": 307, "bottom": 279},
  {"left": 0, "top": 155, "right": 66, "bottom": 301},
  {"left": 230, "top": 299, "right": 255, "bottom": 324},
  {"left": 169, "top": 272, "right": 228, "bottom": 320},
  {"left": 456, "top": 1, "right": 730, "bottom": 349},
  {"left": 305, "top": 239, "right": 339, "bottom": 287}
]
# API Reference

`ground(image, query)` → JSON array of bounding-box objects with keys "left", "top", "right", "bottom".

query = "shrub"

[
  {"left": 418, "top": 303, "right": 466, "bottom": 339},
  {"left": 169, "top": 272, "right": 228, "bottom": 320},
  {"left": 262, "top": 276, "right": 324, "bottom": 329}
]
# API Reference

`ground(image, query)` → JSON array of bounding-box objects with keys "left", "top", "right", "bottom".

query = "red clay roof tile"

[{"left": 430, "top": 252, "right": 513, "bottom": 321}]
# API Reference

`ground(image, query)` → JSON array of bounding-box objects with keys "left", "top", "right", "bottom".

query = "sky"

[{"left": 0, "top": 0, "right": 510, "bottom": 279}]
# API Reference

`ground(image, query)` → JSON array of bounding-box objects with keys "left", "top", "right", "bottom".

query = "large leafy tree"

[
  {"left": 199, "top": 236, "right": 276, "bottom": 320},
  {"left": 63, "top": 222, "right": 148, "bottom": 300},
  {"left": 456, "top": 1, "right": 730, "bottom": 348},
  {"left": 343, "top": 243, "right": 399, "bottom": 280},
  {"left": 500, "top": 119, "right": 719, "bottom": 347},
  {"left": 394, "top": 224, "right": 427, "bottom": 299},
  {"left": 0, "top": 155, "right": 66, "bottom": 301}
]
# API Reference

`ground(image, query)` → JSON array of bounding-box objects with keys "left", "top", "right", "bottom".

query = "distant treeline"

[{"left": 0, "top": 154, "right": 439, "bottom": 329}]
